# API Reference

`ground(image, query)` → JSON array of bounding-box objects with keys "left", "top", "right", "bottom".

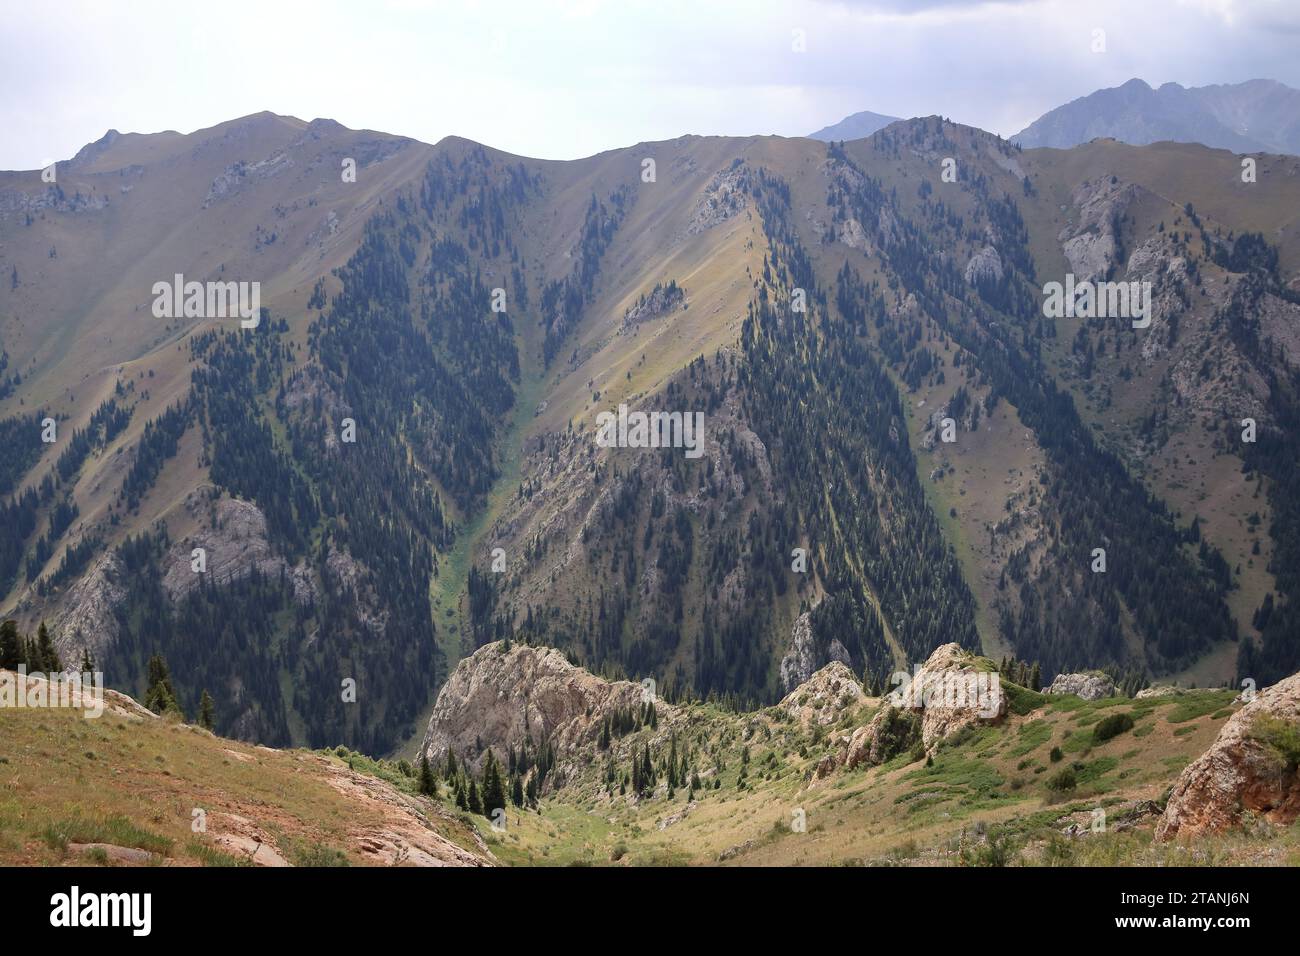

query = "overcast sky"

[{"left": 2, "top": 0, "right": 1298, "bottom": 170}]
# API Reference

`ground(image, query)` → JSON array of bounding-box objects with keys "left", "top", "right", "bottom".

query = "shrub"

[
  {"left": 1046, "top": 767, "right": 1077, "bottom": 792},
  {"left": 1249, "top": 715, "right": 1300, "bottom": 774},
  {"left": 1092, "top": 712, "right": 1135, "bottom": 744},
  {"left": 1049, "top": 746, "right": 1063, "bottom": 763}
]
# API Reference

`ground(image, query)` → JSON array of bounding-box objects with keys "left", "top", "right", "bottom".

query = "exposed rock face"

[
  {"left": 839, "top": 217, "right": 872, "bottom": 251},
  {"left": 314, "top": 755, "right": 492, "bottom": 867},
  {"left": 778, "top": 612, "right": 853, "bottom": 697},
  {"left": 53, "top": 550, "right": 127, "bottom": 660},
  {"left": 1157, "top": 671, "right": 1300, "bottom": 840},
  {"left": 843, "top": 704, "right": 921, "bottom": 771},
  {"left": 964, "top": 244, "right": 1004, "bottom": 286},
  {"left": 1058, "top": 176, "right": 1139, "bottom": 282},
  {"left": 890, "top": 643, "right": 1007, "bottom": 751},
  {"left": 779, "top": 612, "right": 817, "bottom": 693},
  {"left": 324, "top": 548, "right": 386, "bottom": 636},
  {"left": 817, "top": 644, "right": 1004, "bottom": 780},
  {"left": 162, "top": 494, "right": 315, "bottom": 605},
  {"left": 1046, "top": 672, "right": 1115, "bottom": 701},
  {"left": 0, "top": 669, "right": 157, "bottom": 721},
  {"left": 684, "top": 165, "right": 750, "bottom": 237},
  {"left": 420, "top": 642, "right": 673, "bottom": 775},
  {"left": 622, "top": 281, "right": 685, "bottom": 329},
  {"left": 202, "top": 150, "right": 294, "bottom": 208},
  {"left": 779, "top": 661, "right": 863, "bottom": 727},
  {"left": 0, "top": 184, "right": 110, "bottom": 218}
]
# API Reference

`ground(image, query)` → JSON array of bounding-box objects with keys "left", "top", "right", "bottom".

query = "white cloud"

[{"left": 0, "top": 0, "right": 1294, "bottom": 168}]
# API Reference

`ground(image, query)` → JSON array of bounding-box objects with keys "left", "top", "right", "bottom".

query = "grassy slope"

[
  {"left": 0, "top": 689, "right": 489, "bottom": 866},
  {"left": 490, "top": 682, "right": 1300, "bottom": 867},
  {"left": 2, "top": 661, "right": 1295, "bottom": 867}
]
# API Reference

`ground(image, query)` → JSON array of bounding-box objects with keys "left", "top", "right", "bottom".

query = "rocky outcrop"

[
  {"left": 683, "top": 165, "right": 750, "bottom": 237},
  {"left": 963, "top": 244, "right": 1003, "bottom": 286},
  {"left": 52, "top": 550, "right": 127, "bottom": 660},
  {"left": 843, "top": 704, "right": 921, "bottom": 771},
  {"left": 324, "top": 548, "right": 387, "bottom": 636},
  {"left": 890, "top": 643, "right": 1006, "bottom": 751},
  {"left": 162, "top": 494, "right": 315, "bottom": 605},
  {"left": 1157, "top": 671, "right": 1300, "bottom": 840},
  {"left": 779, "top": 661, "right": 863, "bottom": 727},
  {"left": 201, "top": 150, "right": 294, "bottom": 208},
  {"left": 1046, "top": 672, "right": 1115, "bottom": 701},
  {"left": 622, "top": 281, "right": 685, "bottom": 329},
  {"left": 314, "top": 755, "right": 493, "bottom": 866},
  {"left": 817, "top": 644, "right": 1003, "bottom": 780},
  {"left": 420, "top": 642, "right": 674, "bottom": 775},
  {"left": 778, "top": 612, "right": 851, "bottom": 696},
  {"left": 1058, "top": 176, "right": 1139, "bottom": 282},
  {"left": 779, "top": 612, "right": 817, "bottom": 693},
  {"left": 1136, "top": 684, "right": 1185, "bottom": 699}
]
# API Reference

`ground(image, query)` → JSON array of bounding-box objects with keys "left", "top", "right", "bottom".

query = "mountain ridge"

[
  {"left": 1013, "top": 77, "right": 1300, "bottom": 155},
  {"left": 2, "top": 110, "right": 1299, "bottom": 761}
]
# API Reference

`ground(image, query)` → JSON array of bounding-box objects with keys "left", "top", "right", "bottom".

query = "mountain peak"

[
  {"left": 807, "top": 108, "right": 903, "bottom": 142},
  {"left": 1014, "top": 77, "right": 1300, "bottom": 155}
]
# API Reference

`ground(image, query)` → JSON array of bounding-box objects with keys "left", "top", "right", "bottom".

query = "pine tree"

[
  {"left": 510, "top": 773, "right": 524, "bottom": 808},
  {"left": 445, "top": 750, "right": 458, "bottom": 781},
  {"left": 481, "top": 749, "right": 507, "bottom": 818},
  {"left": 419, "top": 755, "right": 437, "bottom": 796},
  {"left": 467, "top": 779, "right": 483, "bottom": 815},
  {"left": 143, "top": 653, "right": 181, "bottom": 717},
  {"left": 0, "top": 620, "right": 21, "bottom": 670},
  {"left": 35, "top": 622, "right": 60, "bottom": 672},
  {"left": 198, "top": 690, "right": 215, "bottom": 730}
]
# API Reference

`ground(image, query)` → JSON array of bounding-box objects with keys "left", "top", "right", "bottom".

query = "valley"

[{"left": 2, "top": 109, "right": 1299, "bottom": 807}]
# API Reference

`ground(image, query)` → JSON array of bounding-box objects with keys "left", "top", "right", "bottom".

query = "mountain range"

[
  {"left": 2, "top": 105, "right": 1300, "bottom": 767},
  {"left": 1011, "top": 78, "right": 1300, "bottom": 154},
  {"left": 812, "top": 78, "right": 1300, "bottom": 156}
]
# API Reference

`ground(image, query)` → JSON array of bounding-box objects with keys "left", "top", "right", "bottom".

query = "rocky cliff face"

[
  {"left": 420, "top": 641, "right": 676, "bottom": 776},
  {"left": 162, "top": 493, "right": 310, "bottom": 602},
  {"left": 1157, "top": 671, "right": 1300, "bottom": 840},
  {"left": 52, "top": 551, "right": 127, "bottom": 661}
]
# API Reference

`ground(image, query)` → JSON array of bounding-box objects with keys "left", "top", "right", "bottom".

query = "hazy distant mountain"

[
  {"left": 1014, "top": 78, "right": 1300, "bottom": 155},
  {"left": 807, "top": 108, "right": 901, "bottom": 141}
]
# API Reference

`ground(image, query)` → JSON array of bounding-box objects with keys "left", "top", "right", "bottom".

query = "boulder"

[
  {"left": 1046, "top": 672, "right": 1115, "bottom": 701},
  {"left": 1157, "top": 671, "right": 1300, "bottom": 840}
]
